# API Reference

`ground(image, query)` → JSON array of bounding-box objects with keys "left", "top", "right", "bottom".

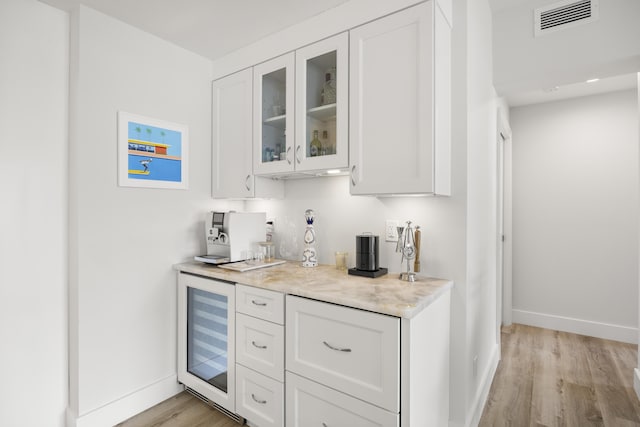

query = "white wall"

[
  {"left": 636, "top": 72, "right": 640, "bottom": 399},
  {"left": 66, "top": 6, "right": 241, "bottom": 425},
  {"left": 246, "top": 176, "right": 463, "bottom": 276},
  {"left": 0, "top": 1, "right": 69, "bottom": 426},
  {"left": 510, "top": 89, "right": 639, "bottom": 343},
  {"left": 464, "top": 0, "right": 500, "bottom": 425},
  {"left": 492, "top": 0, "right": 640, "bottom": 97}
]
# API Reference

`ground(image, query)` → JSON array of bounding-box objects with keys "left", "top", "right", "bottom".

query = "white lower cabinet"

[
  {"left": 286, "top": 371, "right": 399, "bottom": 427},
  {"left": 236, "top": 364, "right": 284, "bottom": 427},
  {"left": 236, "top": 312, "right": 284, "bottom": 382},
  {"left": 235, "top": 285, "right": 285, "bottom": 427},
  {"left": 285, "top": 290, "right": 451, "bottom": 427},
  {"left": 286, "top": 294, "right": 400, "bottom": 412},
  {"left": 236, "top": 284, "right": 285, "bottom": 325},
  {"left": 233, "top": 285, "right": 451, "bottom": 426}
]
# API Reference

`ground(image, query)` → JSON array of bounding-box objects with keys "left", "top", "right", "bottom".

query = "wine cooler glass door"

[
  {"left": 188, "top": 287, "right": 229, "bottom": 392},
  {"left": 178, "top": 274, "right": 235, "bottom": 413}
]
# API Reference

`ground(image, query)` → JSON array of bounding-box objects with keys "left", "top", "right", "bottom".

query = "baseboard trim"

[
  {"left": 467, "top": 343, "right": 500, "bottom": 427},
  {"left": 512, "top": 309, "right": 637, "bottom": 344},
  {"left": 68, "top": 375, "right": 183, "bottom": 427}
]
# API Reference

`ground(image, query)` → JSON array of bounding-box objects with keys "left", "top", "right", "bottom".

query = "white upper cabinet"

[
  {"left": 213, "top": 1, "right": 451, "bottom": 196},
  {"left": 212, "top": 69, "right": 283, "bottom": 198},
  {"left": 253, "top": 53, "right": 295, "bottom": 175},
  {"left": 295, "top": 33, "right": 349, "bottom": 172},
  {"left": 212, "top": 69, "right": 253, "bottom": 198},
  {"left": 253, "top": 35, "right": 349, "bottom": 176},
  {"left": 349, "top": 2, "right": 451, "bottom": 195}
]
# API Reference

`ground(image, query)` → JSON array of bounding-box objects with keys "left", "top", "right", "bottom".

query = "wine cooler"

[{"left": 177, "top": 273, "right": 239, "bottom": 419}]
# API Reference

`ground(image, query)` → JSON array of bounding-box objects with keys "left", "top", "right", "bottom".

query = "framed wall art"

[{"left": 118, "top": 111, "right": 189, "bottom": 189}]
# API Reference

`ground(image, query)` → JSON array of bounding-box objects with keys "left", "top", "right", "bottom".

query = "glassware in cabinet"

[
  {"left": 295, "top": 32, "right": 348, "bottom": 171},
  {"left": 254, "top": 53, "right": 295, "bottom": 175}
]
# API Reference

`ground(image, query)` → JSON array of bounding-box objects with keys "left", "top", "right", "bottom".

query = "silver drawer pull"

[
  {"left": 251, "top": 299, "right": 267, "bottom": 306},
  {"left": 252, "top": 340, "right": 267, "bottom": 349},
  {"left": 323, "top": 341, "right": 352, "bottom": 353},
  {"left": 322, "top": 423, "right": 328, "bottom": 427},
  {"left": 251, "top": 393, "right": 267, "bottom": 404}
]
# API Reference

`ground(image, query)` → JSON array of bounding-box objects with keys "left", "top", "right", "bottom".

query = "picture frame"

[{"left": 118, "top": 111, "right": 189, "bottom": 189}]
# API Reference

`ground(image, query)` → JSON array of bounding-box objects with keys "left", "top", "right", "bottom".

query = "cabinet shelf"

[
  {"left": 307, "top": 103, "right": 336, "bottom": 121},
  {"left": 264, "top": 114, "right": 286, "bottom": 129}
]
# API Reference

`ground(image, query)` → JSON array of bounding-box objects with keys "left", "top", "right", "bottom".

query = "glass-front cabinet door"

[
  {"left": 253, "top": 53, "right": 295, "bottom": 175},
  {"left": 295, "top": 33, "right": 348, "bottom": 172},
  {"left": 178, "top": 274, "right": 236, "bottom": 413}
]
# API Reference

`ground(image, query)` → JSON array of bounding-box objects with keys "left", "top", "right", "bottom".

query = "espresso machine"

[{"left": 194, "top": 211, "right": 266, "bottom": 264}]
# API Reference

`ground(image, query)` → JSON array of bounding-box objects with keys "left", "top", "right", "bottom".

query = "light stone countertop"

[{"left": 174, "top": 261, "right": 453, "bottom": 319}]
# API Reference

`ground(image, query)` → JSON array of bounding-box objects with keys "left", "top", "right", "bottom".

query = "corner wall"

[
  {"left": 0, "top": 1, "right": 69, "bottom": 426},
  {"left": 66, "top": 6, "right": 239, "bottom": 425},
  {"left": 463, "top": 0, "right": 500, "bottom": 424},
  {"left": 636, "top": 72, "right": 640, "bottom": 400}
]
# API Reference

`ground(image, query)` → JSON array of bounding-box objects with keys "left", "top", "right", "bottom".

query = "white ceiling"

[
  {"left": 40, "top": 0, "right": 544, "bottom": 61},
  {"left": 40, "top": 0, "right": 351, "bottom": 60},
  {"left": 487, "top": 0, "right": 533, "bottom": 13},
  {"left": 508, "top": 73, "right": 638, "bottom": 107},
  {"left": 489, "top": 0, "right": 639, "bottom": 105},
  {"left": 41, "top": 0, "right": 638, "bottom": 106}
]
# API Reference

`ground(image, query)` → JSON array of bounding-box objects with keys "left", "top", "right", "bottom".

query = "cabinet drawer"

[
  {"left": 286, "top": 295, "right": 400, "bottom": 412},
  {"left": 236, "top": 313, "right": 284, "bottom": 381},
  {"left": 236, "top": 284, "right": 284, "bottom": 324},
  {"left": 286, "top": 371, "right": 398, "bottom": 427},
  {"left": 236, "top": 364, "right": 283, "bottom": 427}
]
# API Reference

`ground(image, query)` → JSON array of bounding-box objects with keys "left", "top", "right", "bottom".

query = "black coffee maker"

[{"left": 348, "top": 233, "right": 388, "bottom": 278}]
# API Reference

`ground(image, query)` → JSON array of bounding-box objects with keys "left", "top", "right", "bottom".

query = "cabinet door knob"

[
  {"left": 286, "top": 146, "right": 292, "bottom": 165},
  {"left": 350, "top": 165, "right": 357, "bottom": 186},
  {"left": 296, "top": 145, "right": 302, "bottom": 164},
  {"left": 245, "top": 175, "right": 251, "bottom": 191},
  {"left": 251, "top": 393, "right": 267, "bottom": 404},
  {"left": 323, "top": 340, "right": 352, "bottom": 353}
]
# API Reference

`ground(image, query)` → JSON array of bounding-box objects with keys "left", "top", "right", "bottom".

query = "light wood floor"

[
  {"left": 479, "top": 324, "right": 640, "bottom": 426},
  {"left": 117, "top": 324, "right": 640, "bottom": 427},
  {"left": 115, "top": 391, "right": 242, "bottom": 427}
]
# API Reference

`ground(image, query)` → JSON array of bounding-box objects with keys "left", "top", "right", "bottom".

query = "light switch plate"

[{"left": 385, "top": 220, "right": 400, "bottom": 242}]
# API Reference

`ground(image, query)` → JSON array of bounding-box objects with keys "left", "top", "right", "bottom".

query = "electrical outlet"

[{"left": 385, "top": 220, "right": 400, "bottom": 242}]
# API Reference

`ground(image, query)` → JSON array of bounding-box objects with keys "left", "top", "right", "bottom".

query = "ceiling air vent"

[{"left": 534, "top": 0, "right": 599, "bottom": 37}]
